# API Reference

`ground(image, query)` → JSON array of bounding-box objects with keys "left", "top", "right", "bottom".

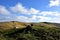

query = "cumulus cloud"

[
  {"left": 10, "top": 3, "right": 60, "bottom": 16},
  {"left": 29, "top": 8, "right": 40, "bottom": 14},
  {"left": 0, "top": 5, "right": 14, "bottom": 22},
  {"left": 0, "top": 5, "right": 10, "bottom": 15},
  {"left": 0, "top": 3, "right": 60, "bottom": 23},
  {"left": 10, "top": 3, "right": 28, "bottom": 14},
  {"left": 10, "top": 3, "right": 40, "bottom": 15},
  {"left": 49, "top": 0, "right": 60, "bottom": 7}
]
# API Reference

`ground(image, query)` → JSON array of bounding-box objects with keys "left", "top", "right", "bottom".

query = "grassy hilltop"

[
  {"left": 0, "top": 21, "right": 60, "bottom": 40},
  {"left": 0, "top": 21, "right": 27, "bottom": 30}
]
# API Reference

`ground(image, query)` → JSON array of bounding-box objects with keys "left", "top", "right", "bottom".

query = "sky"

[{"left": 0, "top": 0, "right": 60, "bottom": 23}]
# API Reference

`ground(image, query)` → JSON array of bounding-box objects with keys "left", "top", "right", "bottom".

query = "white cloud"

[
  {"left": 10, "top": 3, "right": 60, "bottom": 16},
  {"left": 9, "top": 3, "right": 60, "bottom": 23},
  {"left": 0, "top": 16, "right": 13, "bottom": 22},
  {"left": 15, "top": 15, "right": 52, "bottom": 22},
  {"left": 13, "top": 9, "right": 60, "bottom": 22},
  {"left": 15, "top": 16, "right": 34, "bottom": 22},
  {"left": 0, "top": 5, "right": 15, "bottom": 22},
  {"left": 49, "top": 0, "right": 60, "bottom": 7},
  {"left": 29, "top": 8, "right": 40, "bottom": 14},
  {"left": 0, "top": 3, "right": 60, "bottom": 23},
  {"left": 10, "top": 3, "right": 40, "bottom": 15},
  {"left": 15, "top": 16, "right": 28, "bottom": 22},
  {"left": 10, "top": 3, "right": 28, "bottom": 14},
  {"left": 47, "top": 17, "right": 60, "bottom": 23},
  {"left": 37, "top": 16, "right": 52, "bottom": 21},
  {"left": 40, "top": 11, "right": 60, "bottom": 17},
  {"left": 14, "top": 14, "right": 60, "bottom": 23},
  {"left": 0, "top": 5, "right": 10, "bottom": 15}
]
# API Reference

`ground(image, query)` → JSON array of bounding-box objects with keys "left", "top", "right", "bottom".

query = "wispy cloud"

[
  {"left": 40, "top": 11, "right": 60, "bottom": 17},
  {"left": 15, "top": 15, "right": 60, "bottom": 23}
]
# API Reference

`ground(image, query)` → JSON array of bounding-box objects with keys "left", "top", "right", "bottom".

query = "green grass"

[{"left": 0, "top": 25, "right": 60, "bottom": 40}]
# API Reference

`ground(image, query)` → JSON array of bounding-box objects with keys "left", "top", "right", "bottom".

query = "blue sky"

[{"left": 0, "top": 0, "right": 60, "bottom": 23}]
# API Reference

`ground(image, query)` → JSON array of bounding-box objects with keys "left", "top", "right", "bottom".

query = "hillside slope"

[
  {"left": 0, "top": 21, "right": 26, "bottom": 30},
  {"left": 0, "top": 21, "right": 60, "bottom": 30},
  {"left": 0, "top": 21, "right": 60, "bottom": 40}
]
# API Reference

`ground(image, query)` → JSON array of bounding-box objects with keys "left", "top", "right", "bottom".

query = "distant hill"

[
  {"left": 42, "top": 22, "right": 60, "bottom": 28},
  {"left": 0, "top": 21, "right": 60, "bottom": 30},
  {"left": 31, "top": 22, "right": 60, "bottom": 28}
]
